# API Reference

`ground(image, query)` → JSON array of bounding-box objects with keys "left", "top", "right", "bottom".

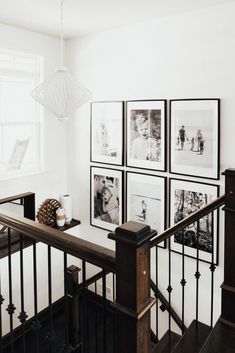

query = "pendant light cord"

[{"left": 60, "top": 0, "right": 65, "bottom": 67}]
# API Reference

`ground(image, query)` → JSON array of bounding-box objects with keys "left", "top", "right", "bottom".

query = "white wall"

[
  {"left": 66, "top": 1, "right": 235, "bottom": 335},
  {"left": 0, "top": 23, "right": 68, "bottom": 204},
  {"left": 0, "top": 24, "right": 69, "bottom": 335}
]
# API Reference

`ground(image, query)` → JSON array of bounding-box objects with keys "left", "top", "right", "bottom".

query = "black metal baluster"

[
  {"left": 0, "top": 259, "right": 4, "bottom": 353},
  {"left": 112, "top": 274, "right": 116, "bottom": 353},
  {"left": 113, "top": 274, "right": 116, "bottom": 302},
  {"left": 180, "top": 228, "right": 186, "bottom": 334},
  {"left": 47, "top": 245, "right": 55, "bottom": 352},
  {"left": 210, "top": 212, "right": 216, "bottom": 328},
  {"left": 62, "top": 252, "right": 71, "bottom": 353},
  {"left": 32, "top": 240, "right": 40, "bottom": 353},
  {"left": 6, "top": 228, "right": 16, "bottom": 353},
  {"left": 155, "top": 246, "right": 159, "bottom": 339},
  {"left": 195, "top": 220, "right": 201, "bottom": 323},
  {"left": 82, "top": 260, "right": 87, "bottom": 353},
  {"left": 18, "top": 233, "right": 28, "bottom": 353},
  {"left": 167, "top": 237, "right": 173, "bottom": 333},
  {"left": 102, "top": 271, "right": 107, "bottom": 353},
  {"left": 95, "top": 281, "right": 98, "bottom": 353},
  {"left": 87, "top": 281, "right": 90, "bottom": 353}
]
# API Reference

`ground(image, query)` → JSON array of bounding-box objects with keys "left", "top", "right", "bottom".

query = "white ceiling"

[{"left": 0, "top": 0, "right": 234, "bottom": 39}]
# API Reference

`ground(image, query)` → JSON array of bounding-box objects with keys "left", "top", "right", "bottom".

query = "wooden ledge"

[
  {"left": 221, "top": 283, "right": 235, "bottom": 294},
  {"left": 111, "top": 297, "right": 156, "bottom": 320},
  {"left": 219, "top": 317, "right": 235, "bottom": 329},
  {"left": 222, "top": 206, "right": 235, "bottom": 214}
]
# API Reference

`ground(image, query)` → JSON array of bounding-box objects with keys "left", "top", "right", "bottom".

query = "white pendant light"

[{"left": 31, "top": 0, "right": 91, "bottom": 121}]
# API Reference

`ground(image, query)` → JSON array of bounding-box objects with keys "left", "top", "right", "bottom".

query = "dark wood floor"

[{"left": 2, "top": 295, "right": 115, "bottom": 353}]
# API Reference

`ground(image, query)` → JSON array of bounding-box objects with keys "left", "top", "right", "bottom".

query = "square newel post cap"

[
  {"left": 222, "top": 169, "right": 235, "bottom": 176},
  {"left": 108, "top": 220, "right": 153, "bottom": 246},
  {"left": 222, "top": 168, "right": 235, "bottom": 210}
]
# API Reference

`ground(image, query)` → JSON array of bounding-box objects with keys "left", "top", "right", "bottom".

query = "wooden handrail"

[
  {"left": 76, "top": 269, "right": 108, "bottom": 293},
  {"left": 0, "top": 212, "right": 116, "bottom": 273},
  {"left": 150, "top": 194, "right": 225, "bottom": 248},
  {"left": 0, "top": 192, "right": 34, "bottom": 205}
]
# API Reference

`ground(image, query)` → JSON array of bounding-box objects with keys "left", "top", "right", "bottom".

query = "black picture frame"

[
  {"left": 126, "top": 171, "right": 167, "bottom": 249},
  {"left": 126, "top": 99, "right": 167, "bottom": 172},
  {"left": 170, "top": 98, "right": 220, "bottom": 180},
  {"left": 90, "top": 101, "right": 124, "bottom": 166},
  {"left": 169, "top": 178, "right": 219, "bottom": 265},
  {"left": 90, "top": 166, "right": 124, "bottom": 232}
]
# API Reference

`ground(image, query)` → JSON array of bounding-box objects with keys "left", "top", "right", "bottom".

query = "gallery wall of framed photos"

[{"left": 90, "top": 98, "right": 221, "bottom": 262}]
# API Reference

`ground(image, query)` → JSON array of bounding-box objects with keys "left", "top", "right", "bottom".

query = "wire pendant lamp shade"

[{"left": 31, "top": 0, "right": 91, "bottom": 121}]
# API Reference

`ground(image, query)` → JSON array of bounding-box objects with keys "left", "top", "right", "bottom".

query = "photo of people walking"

[
  {"left": 170, "top": 99, "right": 219, "bottom": 179},
  {"left": 176, "top": 125, "right": 205, "bottom": 155}
]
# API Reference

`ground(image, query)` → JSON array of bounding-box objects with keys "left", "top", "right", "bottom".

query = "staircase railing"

[
  {"left": 150, "top": 195, "right": 225, "bottom": 248},
  {"left": 1, "top": 168, "right": 235, "bottom": 353},
  {"left": 0, "top": 209, "right": 117, "bottom": 353},
  {"left": 150, "top": 194, "right": 225, "bottom": 345},
  {"left": 0, "top": 195, "right": 155, "bottom": 353}
]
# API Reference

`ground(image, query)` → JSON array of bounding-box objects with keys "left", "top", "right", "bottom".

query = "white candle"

[{"left": 60, "top": 194, "right": 72, "bottom": 225}]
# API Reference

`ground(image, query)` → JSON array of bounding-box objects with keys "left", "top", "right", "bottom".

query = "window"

[{"left": 0, "top": 49, "right": 43, "bottom": 179}]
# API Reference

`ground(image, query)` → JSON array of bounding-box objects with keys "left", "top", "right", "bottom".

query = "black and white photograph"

[
  {"left": 90, "top": 166, "right": 123, "bottom": 231},
  {"left": 126, "top": 100, "right": 166, "bottom": 171},
  {"left": 91, "top": 101, "right": 124, "bottom": 166},
  {"left": 170, "top": 99, "right": 220, "bottom": 179},
  {"left": 170, "top": 178, "right": 219, "bottom": 264},
  {"left": 126, "top": 172, "right": 166, "bottom": 248}
]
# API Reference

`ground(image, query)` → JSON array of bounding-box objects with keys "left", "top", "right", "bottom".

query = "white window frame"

[{"left": 0, "top": 48, "right": 44, "bottom": 180}]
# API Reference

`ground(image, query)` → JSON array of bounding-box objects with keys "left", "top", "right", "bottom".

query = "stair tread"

[
  {"left": 152, "top": 330, "right": 181, "bottom": 353},
  {"left": 199, "top": 319, "right": 235, "bottom": 353},
  {"left": 171, "top": 320, "right": 211, "bottom": 353}
]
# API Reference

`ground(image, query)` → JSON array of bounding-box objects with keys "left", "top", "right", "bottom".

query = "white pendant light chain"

[
  {"left": 60, "top": 0, "right": 64, "bottom": 68},
  {"left": 31, "top": 0, "right": 91, "bottom": 121}
]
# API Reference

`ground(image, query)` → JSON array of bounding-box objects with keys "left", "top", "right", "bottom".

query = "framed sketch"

[
  {"left": 91, "top": 101, "right": 124, "bottom": 166},
  {"left": 126, "top": 172, "right": 166, "bottom": 248},
  {"left": 126, "top": 100, "right": 166, "bottom": 171},
  {"left": 170, "top": 99, "right": 220, "bottom": 179},
  {"left": 170, "top": 178, "right": 219, "bottom": 264},
  {"left": 90, "top": 166, "right": 124, "bottom": 231}
]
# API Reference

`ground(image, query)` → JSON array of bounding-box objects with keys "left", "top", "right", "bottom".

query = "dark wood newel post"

[
  {"left": 109, "top": 221, "right": 155, "bottom": 353},
  {"left": 66, "top": 265, "right": 81, "bottom": 352},
  {"left": 221, "top": 169, "right": 235, "bottom": 325}
]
